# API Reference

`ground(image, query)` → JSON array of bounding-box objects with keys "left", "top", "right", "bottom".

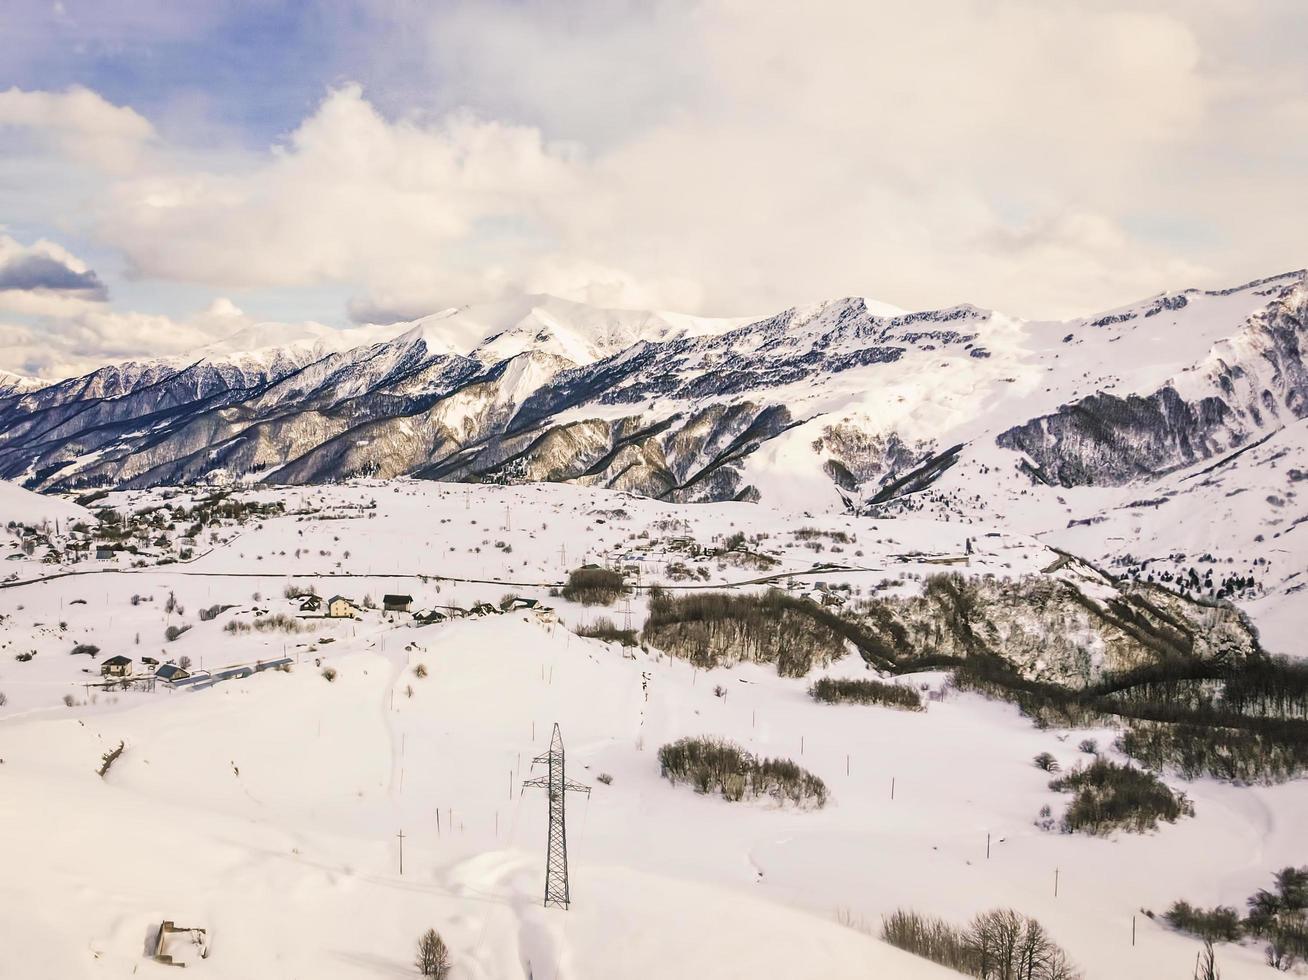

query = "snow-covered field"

[{"left": 1, "top": 480, "right": 1304, "bottom": 978}]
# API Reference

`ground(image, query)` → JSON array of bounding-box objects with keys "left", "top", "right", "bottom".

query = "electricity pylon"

[{"left": 522, "top": 723, "right": 590, "bottom": 909}]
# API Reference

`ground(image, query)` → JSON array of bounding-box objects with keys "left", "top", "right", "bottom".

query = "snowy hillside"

[
  {"left": 1, "top": 480, "right": 1304, "bottom": 979},
  {"left": 0, "top": 477, "right": 89, "bottom": 526}
]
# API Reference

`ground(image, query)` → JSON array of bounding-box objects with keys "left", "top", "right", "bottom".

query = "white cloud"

[
  {"left": 0, "top": 85, "right": 154, "bottom": 171},
  {"left": 0, "top": 296, "right": 260, "bottom": 380},
  {"left": 2, "top": 0, "right": 1305, "bottom": 332}
]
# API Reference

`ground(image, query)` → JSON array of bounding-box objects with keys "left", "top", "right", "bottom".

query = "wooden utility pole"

[{"left": 396, "top": 829, "right": 406, "bottom": 875}]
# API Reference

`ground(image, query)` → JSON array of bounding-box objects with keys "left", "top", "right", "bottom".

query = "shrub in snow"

[
  {"left": 164, "top": 624, "right": 191, "bottom": 642},
  {"left": 1033, "top": 752, "right": 1060, "bottom": 772},
  {"left": 414, "top": 928, "right": 450, "bottom": 978},
  {"left": 596, "top": 773, "right": 613, "bottom": 785},
  {"left": 657, "top": 736, "right": 827, "bottom": 808},
  {"left": 413, "top": 663, "right": 428, "bottom": 678},
  {"left": 809, "top": 676, "right": 921, "bottom": 710},
  {"left": 0, "top": 691, "right": 7, "bottom": 707},
  {"left": 321, "top": 667, "right": 337, "bottom": 682},
  {"left": 253, "top": 613, "right": 306, "bottom": 633},
  {"left": 574, "top": 617, "right": 637, "bottom": 645},
  {"left": 1048, "top": 758, "right": 1193, "bottom": 834},
  {"left": 561, "top": 567, "right": 626, "bottom": 606},
  {"left": 1078, "top": 738, "right": 1098, "bottom": 755},
  {"left": 1161, "top": 866, "right": 1308, "bottom": 969},
  {"left": 70, "top": 643, "right": 100, "bottom": 657},
  {"left": 1163, "top": 901, "right": 1241, "bottom": 942},
  {"left": 1034, "top": 804, "right": 1056, "bottom": 832},
  {"left": 62, "top": 694, "right": 75, "bottom": 707}
]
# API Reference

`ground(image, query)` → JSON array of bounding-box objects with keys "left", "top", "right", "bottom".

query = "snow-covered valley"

[{"left": 1, "top": 478, "right": 1305, "bottom": 979}]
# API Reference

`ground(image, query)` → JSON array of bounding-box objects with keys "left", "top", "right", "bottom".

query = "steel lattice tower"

[{"left": 522, "top": 723, "right": 590, "bottom": 909}]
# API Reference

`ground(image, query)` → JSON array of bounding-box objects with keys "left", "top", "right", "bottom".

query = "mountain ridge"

[{"left": 0, "top": 271, "right": 1303, "bottom": 513}]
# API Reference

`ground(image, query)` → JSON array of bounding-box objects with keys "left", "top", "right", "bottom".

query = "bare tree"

[
  {"left": 1195, "top": 940, "right": 1220, "bottom": 980},
  {"left": 415, "top": 928, "right": 450, "bottom": 978}
]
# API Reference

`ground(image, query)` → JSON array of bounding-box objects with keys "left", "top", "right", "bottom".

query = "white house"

[{"left": 327, "top": 595, "right": 359, "bottom": 618}]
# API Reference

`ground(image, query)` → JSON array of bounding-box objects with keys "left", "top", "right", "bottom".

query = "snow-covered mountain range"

[{"left": 2, "top": 273, "right": 1304, "bottom": 509}]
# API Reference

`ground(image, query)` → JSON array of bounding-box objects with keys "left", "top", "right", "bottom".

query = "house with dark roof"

[
  {"left": 383, "top": 594, "right": 413, "bottom": 612},
  {"left": 101, "top": 655, "right": 133, "bottom": 677},
  {"left": 155, "top": 663, "right": 191, "bottom": 683},
  {"left": 327, "top": 595, "right": 359, "bottom": 618}
]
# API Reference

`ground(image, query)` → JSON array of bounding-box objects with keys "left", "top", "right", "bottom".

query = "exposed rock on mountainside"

[
  {"left": 998, "top": 276, "right": 1307, "bottom": 486},
  {"left": 1, "top": 274, "right": 1305, "bottom": 535}
]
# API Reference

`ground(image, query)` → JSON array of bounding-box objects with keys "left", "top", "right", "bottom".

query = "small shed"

[
  {"left": 101, "top": 655, "right": 133, "bottom": 677},
  {"left": 383, "top": 594, "right": 413, "bottom": 613},
  {"left": 327, "top": 595, "right": 359, "bottom": 618},
  {"left": 95, "top": 547, "right": 115, "bottom": 561}
]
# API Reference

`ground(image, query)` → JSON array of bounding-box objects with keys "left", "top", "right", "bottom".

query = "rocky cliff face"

[{"left": 997, "top": 278, "right": 1307, "bottom": 487}]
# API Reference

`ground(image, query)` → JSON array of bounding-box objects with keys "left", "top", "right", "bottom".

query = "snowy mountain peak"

[{"left": 0, "top": 369, "right": 46, "bottom": 396}]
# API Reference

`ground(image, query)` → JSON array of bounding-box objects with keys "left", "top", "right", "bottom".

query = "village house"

[
  {"left": 95, "top": 547, "right": 115, "bottom": 561},
  {"left": 101, "top": 655, "right": 133, "bottom": 678},
  {"left": 327, "top": 595, "right": 359, "bottom": 618},
  {"left": 383, "top": 593, "right": 413, "bottom": 613},
  {"left": 298, "top": 595, "right": 323, "bottom": 613},
  {"left": 155, "top": 663, "right": 190, "bottom": 684}
]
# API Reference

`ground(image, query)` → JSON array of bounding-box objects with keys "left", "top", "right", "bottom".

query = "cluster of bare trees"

[
  {"left": 881, "top": 907, "right": 1080, "bottom": 979},
  {"left": 644, "top": 590, "right": 847, "bottom": 677},
  {"left": 657, "top": 735, "right": 828, "bottom": 807},
  {"left": 1166, "top": 866, "right": 1308, "bottom": 971}
]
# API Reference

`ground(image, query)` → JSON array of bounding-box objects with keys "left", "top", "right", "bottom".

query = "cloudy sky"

[{"left": 0, "top": 0, "right": 1304, "bottom": 378}]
